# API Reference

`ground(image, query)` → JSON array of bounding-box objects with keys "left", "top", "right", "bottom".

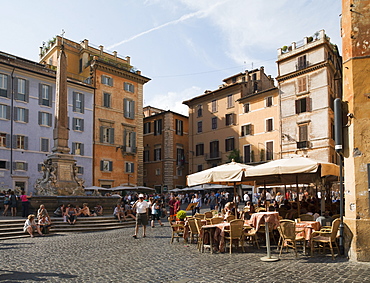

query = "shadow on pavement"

[{"left": 0, "top": 270, "right": 77, "bottom": 281}]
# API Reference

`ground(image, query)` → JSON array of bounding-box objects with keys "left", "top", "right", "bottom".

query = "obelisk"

[{"left": 34, "top": 42, "right": 84, "bottom": 196}]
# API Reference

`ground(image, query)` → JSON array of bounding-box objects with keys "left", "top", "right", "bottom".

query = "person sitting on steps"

[{"left": 23, "top": 214, "right": 44, "bottom": 238}]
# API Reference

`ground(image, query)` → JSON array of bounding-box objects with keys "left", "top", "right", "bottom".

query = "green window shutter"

[
  {"left": 72, "top": 92, "right": 77, "bottom": 112},
  {"left": 6, "top": 75, "right": 11, "bottom": 98},
  {"left": 100, "top": 160, "right": 104, "bottom": 171},
  {"left": 48, "top": 85, "right": 53, "bottom": 107},
  {"left": 25, "top": 109, "right": 29, "bottom": 123},
  {"left": 72, "top": 118, "right": 76, "bottom": 130},
  {"left": 130, "top": 101, "right": 135, "bottom": 119},
  {"left": 81, "top": 93, "right": 85, "bottom": 114},
  {"left": 80, "top": 143, "right": 84, "bottom": 156},
  {"left": 109, "top": 128, "right": 114, "bottom": 144},
  {"left": 14, "top": 78, "right": 18, "bottom": 100},
  {"left": 109, "top": 161, "right": 113, "bottom": 171},
  {"left": 14, "top": 107, "right": 18, "bottom": 121},
  {"left": 100, "top": 126, "right": 104, "bottom": 143},
  {"left": 24, "top": 136, "right": 28, "bottom": 150},
  {"left": 123, "top": 98, "right": 128, "bottom": 118},
  {"left": 38, "top": 83, "right": 42, "bottom": 105},
  {"left": 80, "top": 119, "right": 84, "bottom": 132},
  {"left": 71, "top": 142, "right": 76, "bottom": 154},
  {"left": 25, "top": 80, "right": 29, "bottom": 102},
  {"left": 5, "top": 134, "right": 11, "bottom": 148},
  {"left": 48, "top": 113, "right": 52, "bottom": 127}
]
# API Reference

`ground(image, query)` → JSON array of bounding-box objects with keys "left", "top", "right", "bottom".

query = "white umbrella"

[{"left": 187, "top": 161, "right": 252, "bottom": 187}]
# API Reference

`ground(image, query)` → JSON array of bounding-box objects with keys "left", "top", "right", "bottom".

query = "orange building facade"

[{"left": 40, "top": 36, "right": 150, "bottom": 187}]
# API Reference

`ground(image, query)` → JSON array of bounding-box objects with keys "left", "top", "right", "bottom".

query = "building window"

[
  {"left": 197, "top": 105, "right": 203, "bottom": 117},
  {"left": 40, "top": 138, "right": 49, "bottom": 152},
  {"left": 241, "top": 124, "right": 253, "bottom": 136},
  {"left": 154, "top": 148, "right": 162, "bottom": 161},
  {"left": 76, "top": 166, "right": 84, "bottom": 174},
  {"left": 0, "top": 160, "right": 9, "bottom": 169},
  {"left": 14, "top": 107, "right": 28, "bottom": 123},
  {"left": 144, "top": 122, "right": 151, "bottom": 134},
  {"left": 295, "top": 97, "right": 311, "bottom": 114},
  {"left": 197, "top": 121, "right": 203, "bottom": 133},
  {"left": 225, "top": 113, "right": 235, "bottom": 126},
  {"left": 210, "top": 140, "right": 219, "bottom": 159},
  {"left": 100, "top": 160, "right": 113, "bottom": 172},
  {"left": 266, "top": 141, "right": 274, "bottom": 161},
  {"left": 101, "top": 75, "right": 113, "bottom": 86},
  {"left": 100, "top": 126, "right": 114, "bottom": 144},
  {"left": 227, "top": 94, "right": 234, "bottom": 108},
  {"left": 211, "top": 100, "right": 217, "bottom": 112},
  {"left": 72, "top": 118, "right": 84, "bottom": 131},
  {"left": 297, "top": 55, "right": 307, "bottom": 70},
  {"left": 39, "top": 84, "right": 52, "bottom": 107},
  {"left": 73, "top": 92, "right": 84, "bottom": 113},
  {"left": 211, "top": 117, "right": 217, "bottom": 130},
  {"left": 225, "top": 137, "right": 235, "bottom": 152},
  {"left": 144, "top": 150, "right": 150, "bottom": 162},
  {"left": 177, "top": 168, "right": 183, "bottom": 176},
  {"left": 244, "top": 144, "right": 252, "bottom": 163},
  {"left": 72, "top": 142, "right": 84, "bottom": 155},
  {"left": 123, "top": 129, "right": 136, "bottom": 153},
  {"left": 124, "top": 99, "right": 135, "bottom": 119},
  {"left": 103, "top": 92, "right": 111, "bottom": 108},
  {"left": 16, "top": 78, "right": 28, "bottom": 102},
  {"left": 0, "top": 104, "right": 10, "bottom": 120},
  {"left": 297, "top": 124, "right": 309, "bottom": 149},
  {"left": 265, "top": 96, "right": 273, "bottom": 107},
  {"left": 38, "top": 112, "right": 52, "bottom": 127},
  {"left": 14, "top": 161, "right": 28, "bottom": 171},
  {"left": 177, "top": 148, "right": 185, "bottom": 166},
  {"left": 0, "top": 73, "right": 9, "bottom": 97},
  {"left": 155, "top": 168, "right": 161, "bottom": 175},
  {"left": 16, "top": 135, "right": 28, "bottom": 150},
  {"left": 197, "top": 164, "right": 203, "bottom": 172},
  {"left": 125, "top": 162, "right": 135, "bottom": 173},
  {"left": 124, "top": 82, "right": 135, "bottom": 93},
  {"left": 0, "top": 133, "right": 7, "bottom": 147},
  {"left": 266, "top": 118, "right": 273, "bottom": 132},
  {"left": 298, "top": 77, "right": 307, "bottom": 93},
  {"left": 176, "top": 119, "right": 183, "bottom": 136},
  {"left": 243, "top": 103, "right": 250, "bottom": 113},
  {"left": 196, "top": 143, "right": 204, "bottom": 156},
  {"left": 154, "top": 119, "right": 162, "bottom": 135}
]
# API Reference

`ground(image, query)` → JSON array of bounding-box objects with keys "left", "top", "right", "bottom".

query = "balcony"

[
  {"left": 205, "top": 152, "right": 221, "bottom": 161},
  {"left": 296, "top": 61, "right": 309, "bottom": 71},
  {"left": 297, "top": 141, "right": 310, "bottom": 149},
  {"left": 121, "top": 146, "right": 137, "bottom": 154}
]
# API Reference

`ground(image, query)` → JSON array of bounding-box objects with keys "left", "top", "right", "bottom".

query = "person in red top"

[
  {"left": 19, "top": 191, "right": 32, "bottom": 218},
  {"left": 173, "top": 197, "right": 181, "bottom": 218}
]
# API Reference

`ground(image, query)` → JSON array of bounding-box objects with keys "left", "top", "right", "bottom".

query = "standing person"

[
  {"left": 243, "top": 192, "right": 250, "bottom": 206},
  {"left": 151, "top": 199, "right": 164, "bottom": 228},
  {"left": 207, "top": 192, "right": 217, "bottom": 210},
  {"left": 19, "top": 191, "right": 32, "bottom": 218},
  {"left": 2, "top": 190, "right": 10, "bottom": 216},
  {"left": 191, "top": 193, "right": 202, "bottom": 216},
  {"left": 132, "top": 194, "right": 149, "bottom": 239},
  {"left": 9, "top": 191, "right": 18, "bottom": 217},
  {"left": 168, "top": 195, "right": 176, "bottom": 221},
  {"left": 173, "top": 197, "right": 181, "bottom": 216}
]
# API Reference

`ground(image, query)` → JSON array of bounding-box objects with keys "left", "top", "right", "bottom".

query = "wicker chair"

[
  {"left": 244, "top": 227, "right": 260, "bottom": 249},
  {"left": 204, "top": 211, "right": 213, "bottom": 218},
  {"left": 225, "top": 215, "right": 235, "bottom": 222},
  {"left": 187, "top": 218, "right": 199, "bottom": 246},
  {"left": 310, "top": 218, "right": 340, "bottom": 260},
  {"left": 168, "top": 217, "right": 185, "bottom": 244},
  {"left": 277, "top": 220, "right": 305, "bottom": 258},
  {"left": 224, "top": 219, "right": 245, "bottom": 254},
  {"left": 194, "top": 213, "right": 205, "bottom": 220},
  {"left": 195, "top": 218, "right": 209, "bottom": 252},
  {"left": 210, "top": 217, "right": 224, "bottom": 224}
]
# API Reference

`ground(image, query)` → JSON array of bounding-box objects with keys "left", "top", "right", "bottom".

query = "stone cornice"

[{"left": 276, "top": 61, "right": 328, "bottom": 82}]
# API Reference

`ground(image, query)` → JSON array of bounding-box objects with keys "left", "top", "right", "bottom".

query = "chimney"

[
  {"left": 126, "top": 56, "right": 131, "bottom": 64},
  {"left": 99, "top": 45, "right": 104, "bottom": 55},
  {"left": 113, "top": 51, "right": 117, "bottom": 60}
]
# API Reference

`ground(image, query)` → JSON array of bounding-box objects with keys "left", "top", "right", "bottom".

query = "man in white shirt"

[
  {"left": 243, "top": 192, "right": 250, "bottom": 205},
  {"left": 132, "top": 194, "right": 149, "bottom": 239}
]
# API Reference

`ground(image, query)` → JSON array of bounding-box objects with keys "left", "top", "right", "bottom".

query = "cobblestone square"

[{"left": 1, "top": 222, "right": 370, "bottom": 283}]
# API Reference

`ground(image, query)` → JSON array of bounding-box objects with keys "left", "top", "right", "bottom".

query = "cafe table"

[
  {"left": 201, "top": 222, "right": 230, "bottom": 253},
  {"left": 250, "top": 211, "right": 280, "bottom": 262},
  {"left": 295, "top": 220, "right": 321, "bottom": 254}
]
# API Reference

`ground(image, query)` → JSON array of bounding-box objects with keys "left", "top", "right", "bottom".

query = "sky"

[{"left": 1, "top": 0, "right": 342, "bottom": 115}]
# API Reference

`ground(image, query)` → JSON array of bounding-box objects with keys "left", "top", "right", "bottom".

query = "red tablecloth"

[
  {"left": 249, "top": 212, "right": 280, "bottom": 231},
  {"left": 296, "top": 221, "right": 321, "bottom": 241},
  {"left": 201, "top": 222, "right": 230, "bottom": 252}
]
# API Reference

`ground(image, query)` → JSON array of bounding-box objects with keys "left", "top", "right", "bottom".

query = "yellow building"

[
  {"left": 40, "top": 36, "right": 150, "bottom": 187},
  {"left": 143, "top": 106, "right": 189, "bottom": 192},
  {"left": 183, "top": 67, "right": 276, "bottom": 174}
]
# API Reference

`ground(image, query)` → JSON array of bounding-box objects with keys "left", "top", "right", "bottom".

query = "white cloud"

[{"left": 144, "top": 86, "right": 202, "bottom": 116}]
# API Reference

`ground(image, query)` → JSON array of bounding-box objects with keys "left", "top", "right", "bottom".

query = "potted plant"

[
  {"left": 176, "top": 210, "right": 187, "bottom": 221},
  {"left": 282, "top": 46, "right": 288, "bottom": 52}
]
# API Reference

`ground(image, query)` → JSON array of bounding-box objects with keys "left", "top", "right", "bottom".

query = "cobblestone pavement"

[{"left": 1, "top": 219, "right": 370, "bottom": 283}]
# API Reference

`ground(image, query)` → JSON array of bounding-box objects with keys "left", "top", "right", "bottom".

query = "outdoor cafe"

[{"left": 169, "top": 157, "right": 344, "bottom": 261}]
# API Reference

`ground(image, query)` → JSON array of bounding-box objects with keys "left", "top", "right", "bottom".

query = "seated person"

[
  {"left": 66, "top": 204, "right": 77, "bottom": 225},
  {"left": 94, "top": 204, "right": 103, "bottom": 216},
  {"left": 37, "top": 204, "right": 50, "bottom": 220},
  {"left": 285, "top": 202, "right": 299, "bottom": 220},
  {"left": 38, "top": 214, "right": 52, "bottom": 234},
  {"left": 77, "top": 203, "right": 95, "bottom": 217},
  {"left": 54, "top": 204, "right": 65, "bottom": 217},
  {"left": 224, "top": 202, "right": 237, "bottom": 218},
  {"left": 316, "top": 211, "right": 333, "bottom": 227},
  {"left": 24, "top": 214, "right": 43, "bottom": 237},
  {"left": 243, "top": 203, "right": 256, "bottom": 220},
  {"left": 113, "top": 204, "right": 126, "bottom": 222}
]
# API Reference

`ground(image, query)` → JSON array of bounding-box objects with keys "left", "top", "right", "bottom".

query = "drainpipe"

[{"left": 10, "top": 67, "right": 15, "bottom": 175}]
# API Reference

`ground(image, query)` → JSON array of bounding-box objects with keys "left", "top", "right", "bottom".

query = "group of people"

[
  {"left": 23, "top": 204, "right": 52, "bottom": 237},
  {"left": 2, "top": 190, "right": 32, "bottom": 217},
  {"left": 53, "top": 203, "right": 103, "bottom": 225}
]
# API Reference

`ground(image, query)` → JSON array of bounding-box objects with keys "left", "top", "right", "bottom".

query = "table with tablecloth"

[
  {"left": 295, "top": 221, "right": 321, "bottom": 241},
  {"left": 201, "top": 222, "right": 230, "bottom": 253}
]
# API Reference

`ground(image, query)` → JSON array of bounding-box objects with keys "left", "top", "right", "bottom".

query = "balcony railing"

[
  {"left": 205, "top": 152, "right": 221, "bottom": 161},
  {"left": 121, "top": 146, "right": 137, "bottom": 154}
]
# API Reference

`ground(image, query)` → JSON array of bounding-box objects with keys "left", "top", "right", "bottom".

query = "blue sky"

[{"left": 2, "top": 0, "right": 341, "bottom": 115}]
